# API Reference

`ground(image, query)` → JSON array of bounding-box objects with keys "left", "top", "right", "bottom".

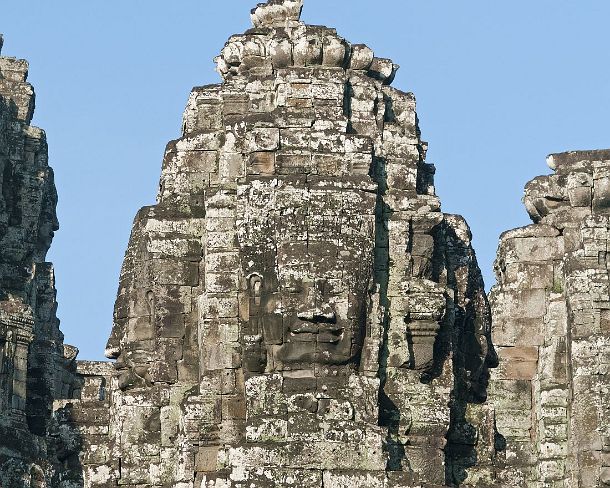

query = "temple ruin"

[{"left": 0, "top": 1, "right": 608, "bottom": 487}]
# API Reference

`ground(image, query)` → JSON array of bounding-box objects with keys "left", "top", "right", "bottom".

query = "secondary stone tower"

[{"left": 0, "top": 35, "right": 81, "bottom": 487}]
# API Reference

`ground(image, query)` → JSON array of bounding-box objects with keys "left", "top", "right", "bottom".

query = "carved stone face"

[
  {"left": 245, "top": 263, "right": 368, "bottom": 372},
  {"left": 237, "top": 177, "right": 377, "bottom": 373},
  {"left": 105, "top": 321, "right": 154, "bottom": 391},
  {"left": 109, "top": 340, "right": 153, "bottom": 391},
  {"left": 106, "top": 262, "right": 158, "bottom": 390}
]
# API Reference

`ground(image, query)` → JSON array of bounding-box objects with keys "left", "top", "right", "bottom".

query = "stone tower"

[
  {"left": 0, "top": 36, "right": 80, "bottom": 486},
  {"left": 3, "top": 2, "right": 609, "bottom": 487},
  {"left": 477, "top": 150, "right": 610, "bottom": 487},
  {"left": 96, "top": 1, "right": 497, "bottom": 486}
]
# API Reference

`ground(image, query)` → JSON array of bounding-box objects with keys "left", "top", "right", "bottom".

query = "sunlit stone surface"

[{"left": 475, "top": 150, "right": 610, "bottom": 487}]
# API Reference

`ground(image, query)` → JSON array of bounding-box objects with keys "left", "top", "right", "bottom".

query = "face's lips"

[
  {"left": 112, "top": 358, "right": 128, "bottom": 371},
  {"left": 112, "top": 362, "right": 128, "bottom": 372},
  {"left": 290, "top": 322, "right": 318, "bottom": 334},
  {"left": 111, "top": 349, "right": 151, "bottom": 370},
  {"left": 290, "top": 322, "right": 344, "bottom": 343},
  {"left": 290, "top": 322, "right": 343, "bottom": 333}
]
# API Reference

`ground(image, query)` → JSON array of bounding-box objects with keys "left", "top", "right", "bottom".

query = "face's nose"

[
  {"left": 295, "top": 278, "right": 336, "bottom": 323},
  {"left": 104, "top": 345, "right": 121, "bottom": 360},
  {"left": 52, "top": 211, "right": 59, "bottom": 232},
  {"left": 105, "top": 325, "right": 122, "bottom": 359},
  {"left": 294, "top": 303, "right": 342, "bottom": 343}
]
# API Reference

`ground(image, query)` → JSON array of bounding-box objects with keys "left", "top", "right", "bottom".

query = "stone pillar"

[{"left": 0, "top": 310, "right": 33, "bottom": 423}]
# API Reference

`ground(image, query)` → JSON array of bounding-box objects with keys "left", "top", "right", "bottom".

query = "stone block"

[
  {"left": 540, "top": 388, "right": 569, "bottom": 407},
  {"left": 577, "top": 449, "right": 602, "bottom": 487},
  {"left": 248, "top": 151, "right": 276, "bottom": 175},
  {"left": 67, "top": 402, "right": 110, "bottom": 425},
  {"left": 539, "top": 405, "right": 568, "bottom": 426},
  {"left": 246, "top": 128, "right": 280, "bottom": 152},
  {"left": 202, "top": 295, "right": 239, "bottom": 319},
  {"left": 538, "top": 459, "right": 566, "bottom": 481},
  {"left": 228, "top": 437, "right": 386, "bottom": 472},
  {"left": 403, "top": 446, "right": 445, "bottom": 485},
  {"left": 490, "top": 379, "right": 532, "bottom": 412},
  {"left": 368, "top": 57, "right": 398, "bottom": 84},
  {"left": 502, "top": 440, "right": 536, "bottom": 468},
  {"left": 494, "top": 409, "right": 533, "bottom": 440},
  {"left": 205, "top": 272, "right": 239, "bottom": 294},
  {"left": 81, "top": 441, "right": 112, "bottom": 465},
  {"left": 492, "top": 316, "right": 544, "bottom": 347},
  {"left": 504, "top": 262, "right": 554, "bottom": 289},
  {"left": 545, "top": 298, "right": 568, "bottom": 337},
  {"left": 246, "top": 417, "right": 288, "bottom": 442},
  {"left": 349, "top": 44, "right": 374, "bottom": 70},
  {"left": 508, "top": 236, "right": 565, "bottom": 262},
  {"left": 276, "top": 152, "right": 312, "bottom": 174},
  {"left": 538, "top": 338, "right": 568, "bottom": 384},
  {"left": 152, "top": 259, "right": 199, "bottom": 286},
  {"left": 84, "top": 464, "right": 119, "bottom": 486},
  {"left": 491, "top": 288, "right": 547, "bottom": 320},
  {"left": 538, "top": 441, "right": 568, "bottom": 461},
  {"left": 174, "top": 150, "right": 219, "bottom": 174},
  {"left": 539, "top": 422, "right": 568, "bottom": 442},
  {"left": 495, "top": 346, "right": 538, "bottom": 380},
  {"left": 222, "top": 394, "right": 246, "bottom": 420}
]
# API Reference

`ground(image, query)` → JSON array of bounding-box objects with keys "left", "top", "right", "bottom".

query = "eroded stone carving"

[
  {"left": 236, "top": 177, "right": 376, "bottom": 374},
  {"left": 3, "top": 3, "right": 610, "bottom": 487}
]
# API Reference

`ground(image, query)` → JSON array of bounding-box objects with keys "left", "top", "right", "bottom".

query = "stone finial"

[{"left": 250, "top": 0, "right": 303, "bottom": 28}]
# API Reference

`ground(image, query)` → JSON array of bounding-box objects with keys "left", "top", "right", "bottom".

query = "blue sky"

[{"left": 2, "top": 1, "right": 609, "bottom": 360}]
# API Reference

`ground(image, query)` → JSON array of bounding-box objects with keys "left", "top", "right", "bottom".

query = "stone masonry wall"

[{"left": 4, "top": 3, "right": 610, "bottom": 487}]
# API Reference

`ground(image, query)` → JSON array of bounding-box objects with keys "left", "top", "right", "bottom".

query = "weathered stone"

[{"left": 68, "top": 1, "right": 498, "bottom": 486}]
